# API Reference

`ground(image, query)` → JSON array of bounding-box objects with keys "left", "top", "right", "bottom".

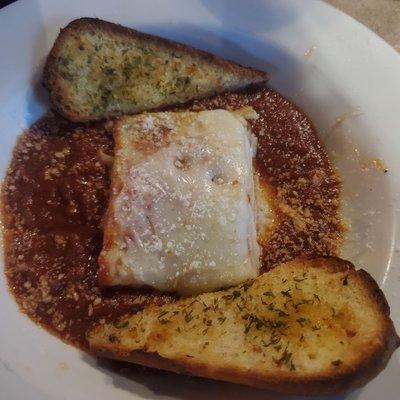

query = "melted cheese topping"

[{"left": 99, "top": 109, "right": 261, "bottom": 295}]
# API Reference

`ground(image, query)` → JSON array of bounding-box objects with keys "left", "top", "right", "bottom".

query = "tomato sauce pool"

[{"left": 1, "top": 87, "right": 344, "bottom": 349}]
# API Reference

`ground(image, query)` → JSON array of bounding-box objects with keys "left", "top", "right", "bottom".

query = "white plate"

[{"left": 1, "top": 0, "right": 400, "bottom": 399}]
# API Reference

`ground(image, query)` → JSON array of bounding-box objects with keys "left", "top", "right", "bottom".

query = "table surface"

[{"left": 326, "top": 0, "right": 400, "bottom": 52}]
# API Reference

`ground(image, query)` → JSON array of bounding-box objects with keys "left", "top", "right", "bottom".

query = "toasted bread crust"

[
  {"left": 89, "top": 257, "right": 399, "bottom": 396},
  {"left": 94, "top": 339, "right": 399, "bottom": 396},
  {"left": 43, "top": 18, "right": 268, "bottom": 122}
]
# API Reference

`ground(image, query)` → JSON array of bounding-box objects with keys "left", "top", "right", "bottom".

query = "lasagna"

[{"left": 98, "top": 108, "right": 261, "bottom": 295}]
